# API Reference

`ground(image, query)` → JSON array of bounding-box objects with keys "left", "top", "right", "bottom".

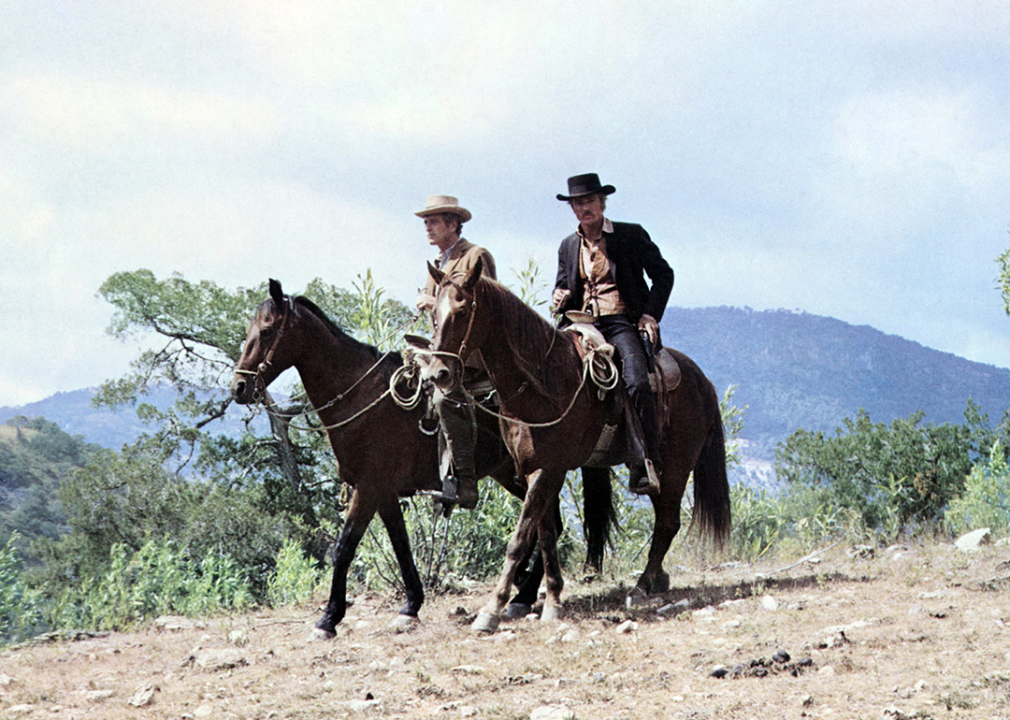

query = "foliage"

[
  {"left": 512, "top": 255, "right": 550, "bottom": 312},
  {"left": 267, "top": 538, "right": 322, "bottom": 607},
  {"left": 0, "top": 417, "right": 90, "bottom": 557},
  {"left": 0, "top": 533, "right": 44, "bottom": 646},
  {"left": 774, "top": 408, "right": 975, "bottom": 533},
  {"left": 998, "top": 243, "right": 1010, "bottom": 317},
  {"left": 350, "top": 483, "right": 525, "bottom": 592},
  {"left": 947, "top": 439, "right": 1010, "bottom": 536},
  {"left": 44, "top": 537, "right": 252, "bottom": 632}
]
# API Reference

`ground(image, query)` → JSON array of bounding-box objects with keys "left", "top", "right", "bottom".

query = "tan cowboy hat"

[{"left": 414, "top": 194, "right": 472, "bottom": 223}]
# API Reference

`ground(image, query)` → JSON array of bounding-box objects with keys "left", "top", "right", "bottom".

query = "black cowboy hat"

[{"left": 556, "top": 173, "right": 616, "bottom": 201}]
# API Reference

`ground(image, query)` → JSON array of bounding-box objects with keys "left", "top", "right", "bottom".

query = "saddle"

[{"left": 561, "top": 314, "right": 681, "bottom": 467}]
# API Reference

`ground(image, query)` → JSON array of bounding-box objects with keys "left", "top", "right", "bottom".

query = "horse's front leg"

[
  {"left": 472, "top": 469, "right": 558, "bottom": 633},
  {"left": 377, "top": 495, "right": 424, "bottom": 630},
  {"left": 312, "top": 490, "right": 375, "bottom": 640}
]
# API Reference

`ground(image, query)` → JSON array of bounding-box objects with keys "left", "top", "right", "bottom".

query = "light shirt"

[{"left": 577, "top": 218, "right": 626, "bottom": 317}]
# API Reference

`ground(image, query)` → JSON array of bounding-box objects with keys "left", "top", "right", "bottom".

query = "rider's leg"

[
  {"left": 434, "top": 386, "right": 479, "bottom": 509},
  {"left": 599, "top": 316, "right": 662, "bottom": 494}
]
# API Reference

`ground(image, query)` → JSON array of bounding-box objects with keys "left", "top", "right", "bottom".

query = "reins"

[{"left": 237, "top": 296, "right": 427, "bottom": 431}]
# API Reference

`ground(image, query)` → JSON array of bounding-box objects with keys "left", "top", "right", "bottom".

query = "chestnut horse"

[
  {"left": 231, "top": 280, "right": 611, "bottom": 637},
  {"left": 423, "top": 259, "right": 731, "bottom": 633}
]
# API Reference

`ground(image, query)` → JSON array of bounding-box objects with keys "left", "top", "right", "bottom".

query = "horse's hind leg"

[
  {"left": 314, "top": 491, "right": 375, "bottom": 640},
  {"left": 378, "top": 497, "right": 424, "bottom": 628},
  {"left": 638, "top": 455, "right": 693, "bottom": 596}
]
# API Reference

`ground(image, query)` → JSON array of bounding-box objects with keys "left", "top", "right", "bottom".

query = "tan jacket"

[
  {"left": 423, "top": 238, "right": 496, "bottom": 371},
  {"left": 423, "top": 238, "right": 497, "bottom": 296}
]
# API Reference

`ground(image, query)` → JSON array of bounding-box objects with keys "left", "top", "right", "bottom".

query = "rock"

[
  {"left": 0, "top": 674, "right": 14, "bottom": 688},
  {"left": 773, "top": 650, "right": 791, "bottom": 664},
  {"left": 761, "top": 595, "right": 779, "bottom": 611},
  {"left": 193, "top": 704, "right": 216, "bottom": 718},
  {"left": 128, "top": 685, "right": 157, "bottom": 707},
  {"left": 615, "top": 620, "right": 637, "bottom": 634},
  {"left": 86, "top": 690, "right": 115, "bottom": 702},
  {"left": 657, "top": 599, "right": 690, "bottom": 616},
  {"left": 4, "top": 706, "right": 34, "bottom": 717},
  {"left": 154, "top": 615, "right": 196, "bottom": 632},
  {"left": 228, "top": 629, "right": 248, "bottom": 646},
  {"left": 818, "top": 665, "right": 835, "bottom": 677},
  {"left": 458, "top": 706, "right": 478, "bottom": 717},
  {"left": 530, "top": 704, "right": 574, "bottom": 720},
  {"left": 450, "top": 665, "right": 485, "bottom": 675},
  {"left": 195, "top": 648, "right": 247, "bottom": 671},
  {"left": 710, "top": 665, "right": 730, "bottom": 678},
  {"left": 955, "top": 528, "right": 991, "bottom": 552}
]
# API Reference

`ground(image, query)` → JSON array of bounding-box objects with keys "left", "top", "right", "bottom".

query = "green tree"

[
  {"left": 775, "top": 408, "right": 974, "bottom": 534},
  {"left": 998, "top": 243, "right": 1010, "bottom": 317}
]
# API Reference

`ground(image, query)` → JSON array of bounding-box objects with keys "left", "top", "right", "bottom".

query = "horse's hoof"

[
  {"left": 471, "top": 612, "right": 500, "bottom": 634},
  {"left": 391, "top": 614, "right": 420, "bottom": 633},
  {"left": 505, "top": 603, "right": 532, "bottom": 620},
  {"left": 540, "top": 605, "right": 561, "bottom": 623},
  {"left": 309, "top": 627, "right": 336, "bottom": 642}
]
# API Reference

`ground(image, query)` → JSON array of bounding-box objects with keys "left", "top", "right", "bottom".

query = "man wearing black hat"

[{"left": 552, "top": 173, "right": 674, "bottom": 494}]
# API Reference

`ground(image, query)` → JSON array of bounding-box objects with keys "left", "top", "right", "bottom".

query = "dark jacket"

[{"left": 554, "top": 221, "right": 674, "bottom": 324}]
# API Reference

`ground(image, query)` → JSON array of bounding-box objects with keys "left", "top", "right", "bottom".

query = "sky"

[{"left": 2, "top": 0, "right": 1010, "bottom": 409}]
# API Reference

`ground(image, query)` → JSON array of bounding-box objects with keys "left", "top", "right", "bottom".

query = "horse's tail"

[
  {"left": 581, "top": 466, "right": 616, "bottom": 572},
  {"left": 691, "top": 414, "right": 732, "bottom": 549}
]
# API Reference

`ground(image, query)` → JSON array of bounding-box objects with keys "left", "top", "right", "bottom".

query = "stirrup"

[{"left": 630, "top": 459, "right": 660, "bottom": 495}]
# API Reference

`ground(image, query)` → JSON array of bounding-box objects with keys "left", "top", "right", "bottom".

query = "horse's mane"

[
  {"left": 474, "top": 278, "right": 567, "bottom": 403},
  {"left": 260, "top": 295, "right": 402, "bottom": 380}
]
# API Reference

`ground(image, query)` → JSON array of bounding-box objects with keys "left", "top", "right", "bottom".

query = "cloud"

[{"left": 2, "top": 73, "right": 281, "bottom": 152}]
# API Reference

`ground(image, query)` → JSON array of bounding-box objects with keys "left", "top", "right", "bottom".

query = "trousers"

[{"left": 594, "top": 314, "right": 661, "bottom": 466}]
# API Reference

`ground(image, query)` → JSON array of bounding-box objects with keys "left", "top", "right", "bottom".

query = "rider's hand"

[
  {"left": 416, "top": 293, "right": 435, "bottom": 312},
  {"left": 551, "top": 288, "right": 571, "bottom": 312},
  {"left": 638, "top": 313, "right": 659, "bottom": 346}
]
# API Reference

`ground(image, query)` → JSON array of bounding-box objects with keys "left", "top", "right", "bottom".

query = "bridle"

[{"left": 233, "top": 295, "right": 294, "bottom": 403}]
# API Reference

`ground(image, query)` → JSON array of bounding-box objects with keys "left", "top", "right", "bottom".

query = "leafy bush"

[
  {"left": 267, "top": 538, "right": 322, "bottom": 607},
  {"left": 44, "top": 537, "right": 252, "bottom": 632},
  {"left": 0, "top": 533, "right": 43, "bottom": 646},
  {"left": 947, "top": 440, "right": 1010, "bottom": 536}
]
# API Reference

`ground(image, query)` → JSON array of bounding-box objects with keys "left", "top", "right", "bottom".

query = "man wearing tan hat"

[{"left": 415, "top": 195, "right": 497, "bottom": 509}]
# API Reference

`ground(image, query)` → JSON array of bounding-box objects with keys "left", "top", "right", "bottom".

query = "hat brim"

[
  {"left": 556, "top": 184, "right": 616, "bottom": 201},
  {"left": 415, "top": 206, "right": 472, "bottom": 223}
]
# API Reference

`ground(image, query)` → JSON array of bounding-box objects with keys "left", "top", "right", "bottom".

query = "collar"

[
  {"left": 576, "top": 217, "right": 614, "bottom": 242},
  {"left": 437, "top": 237, "right": 465, "bottom": 267}
]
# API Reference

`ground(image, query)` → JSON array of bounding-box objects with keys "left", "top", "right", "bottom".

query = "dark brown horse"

[
  {"left": 230, "top": 280, "right": 606, "bottom": 637},
  {"left": 423, "top": 259, "right": 731, "bottom": 632}
]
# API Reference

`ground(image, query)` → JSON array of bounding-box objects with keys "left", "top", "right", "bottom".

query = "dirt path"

[{"left": 2, "top": 539, "right": 1009, "bottom": 719}]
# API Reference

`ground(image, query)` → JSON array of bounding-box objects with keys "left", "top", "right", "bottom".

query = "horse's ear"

[
  {"left": 427, "top": 262, "right": 445, "bottom": 286},
  {"left": 269, "top": 278, "right": 284, "bottom": 305},
  {"left": 461, "top": 256, "right": 483, "bottom": 290}
]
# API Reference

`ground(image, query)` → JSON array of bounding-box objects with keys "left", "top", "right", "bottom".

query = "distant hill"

[
  {"left": 3, "top": 307, "right": 1008, "bottom": 488},
  {"left": 662, "top": 306, "right": 1010, "bottom": 461}
]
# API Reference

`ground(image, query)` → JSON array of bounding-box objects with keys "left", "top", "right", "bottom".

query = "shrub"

[
  {"left": 267, "top": 538, "right": 321, "bottom": 607},
  {"left": 946, "top": 440, "right": 1010, "bottom": 536}
]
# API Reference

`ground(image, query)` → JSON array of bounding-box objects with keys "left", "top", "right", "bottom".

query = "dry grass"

[{"left": 3, "top": 539, "right": 1010, "bottom": 719}]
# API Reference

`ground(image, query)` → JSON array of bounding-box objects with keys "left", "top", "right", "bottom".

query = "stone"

[
  {"left": 955, "top": 528, "right": 991, "bottom": 552},
  {"left": 128, "top": 685, "right": 157, "bottom": 707},
  {"left": 761, "top": 595, "right": 779, "bottom": 611},
  {"left": 530, "top": 704, "right": 574, "bottom": 720},
  {"left": 154, "top": 615, "right": 196, "bottom": 632},
  {"left": 615, "top": 620, "right": 637, "bottom": 634},
  {"left": 195, "top": 648, "right": 247, "bottom": 671}
]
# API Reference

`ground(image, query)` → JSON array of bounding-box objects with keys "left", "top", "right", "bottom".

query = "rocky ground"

[{"left": 3, "top": 534, "right": 1010, "bottom": 720}]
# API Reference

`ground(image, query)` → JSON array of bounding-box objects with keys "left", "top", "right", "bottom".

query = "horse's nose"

[{"left": 231, "top": 376, "right": 248, "bottom": 403}]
